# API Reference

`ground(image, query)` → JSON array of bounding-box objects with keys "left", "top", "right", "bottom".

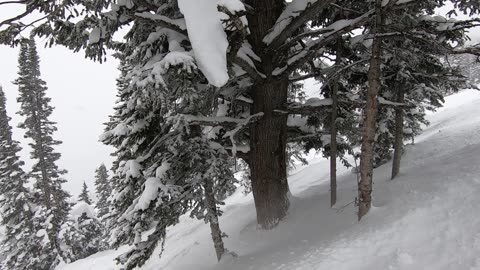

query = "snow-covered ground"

[{"left": 58, "top": 89, "right": 480, "bottom": 270}]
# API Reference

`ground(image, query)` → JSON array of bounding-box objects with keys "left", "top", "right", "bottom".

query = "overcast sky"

[
  {"left": 0, "top": 40, "right": 119, "bottom": 197},
  {"left": 0, "top": 3, "right": 479, "bottom": 198}
]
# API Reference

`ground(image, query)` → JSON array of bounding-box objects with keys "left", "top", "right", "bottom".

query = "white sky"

[
  {"left": 0, "top": 40, "right": 119, "bottom": 197},
  {"left": 0, "top": 2, "right": 479, "bottom": 198}
]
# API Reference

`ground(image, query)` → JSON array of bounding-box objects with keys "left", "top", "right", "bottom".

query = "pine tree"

[
  {"left": 102, "top": 45, "right": 237, "bottom": 268},
  {"left": 94, "top": 163, "right": 111, "bottom": 218},
  {"left": 58, "top": 203, "right": 107, "bottom": 262},
  {"left": 0, "top": 86, "right": 37, "bottom": 269},
  {"left": 3, "top": 0, "right": 480, "bottom": 267},
  {"left": 78, "top": 181, "right": 92, "bottom": 205},
  {"left": 13, "top": 37, "right": 71, "bottom": 268}
]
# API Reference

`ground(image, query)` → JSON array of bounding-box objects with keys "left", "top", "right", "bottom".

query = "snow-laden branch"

[
  {"left": 135, "top": 12, "right": 188, "bottom": 36},
  {"left": 287, "top": 98, "right": 333, "bottom": 114},
  {"left": 233, "top": 42, "right": 266, "bottom": 81},
  {"left": 451, "top": 45, "right": 480, "bottom": 56},
  {"left": 224, "top": 113, "right": 264, "bottom": 155},
  {"left": 286, "top": 96, "right": 414, "bottom": 115},
  {"left": 274, "top": 10, "right": 375, "bottom": 77},
  {"left": 265, "top": 0, "right": 336, "bottom": 50},
  {"left": 184, "top": 115, "right": 250, "bottom": 127}
]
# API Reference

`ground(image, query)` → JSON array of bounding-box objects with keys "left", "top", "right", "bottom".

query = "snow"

[
  {"left": 135, "top": 177, "right": 161, "bottom": 211},
  {"left": 70, "top": 203, "right": 96, "bottom": 219},
  {"left": 57, "top": 89, "right": 480, "bottom": 270},
  {"left": 178, "top": 0, "right": 230, "bottom": 87},
  {"left": 123, "top": 160, "right": 142, "bottom": 179},
  {"left": 135, "top": 163, "right": 170, "bottom": 211},
  {"left": 217, "top": 0, "right": 248, "bottom": 27},
  {"left": 263, "top": 0, "right": 315, "bottom": 44},
  {"left": 217, "top": 0, "right": 246, "bottom": 13}
]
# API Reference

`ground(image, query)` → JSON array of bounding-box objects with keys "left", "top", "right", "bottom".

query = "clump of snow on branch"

[
  {"left": 70, "top": 202, "right": 96, "bottom": 220},
  {"left": 218, "top": 0, "right": 249, "bottom": 27},
  {"left": 135, "top": 162, "right": 171, "bottom": 210},
  {"left": 263, "top": 0, "right": 316, "bottom": 44},
  {"left": 178, "top": 0, "right": 230, "bottom": 87}
]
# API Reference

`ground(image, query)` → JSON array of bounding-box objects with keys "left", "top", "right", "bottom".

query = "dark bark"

[
  {"left": 203, "top": 179, "right": 225, "bottom": 261},
  {"left": 246, "top": 0, "right": 290, "bottom": 229},
  {"left": 358, "top": 0, "right": 383, "bottom": 221},
  {"left": 391, "top": 87, "right": 405, "bottom": 180}
]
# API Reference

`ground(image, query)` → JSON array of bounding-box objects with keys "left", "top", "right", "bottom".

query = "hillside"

[{"left": 58, "top": 89, "right": 480, "bottom": 270}]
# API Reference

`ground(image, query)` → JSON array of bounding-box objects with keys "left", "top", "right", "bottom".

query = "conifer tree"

[
  {"left": 3, "top": 0, "right": 480, "bottom": 267},
  {"left": 58, "top": 203, "right": 107, "bottom": 262},
  {"left": 102, "top": 45, "right": 236, "bottom": 268},
  {"left": 0, "top": 86, "right": 37, "bottom": 269},
  {"left": 78, "top": 181, "right": 92, "bottom": 205},
  {"left": 94, "top": 163, "right": 111, "bottom": 218},
  {"left": 13, "top": 37, "right": 71, "bottom": 268}
]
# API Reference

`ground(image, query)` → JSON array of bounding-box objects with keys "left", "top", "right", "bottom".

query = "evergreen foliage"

[
  {"left": 0, "top": 86, "right": 40, "bottom": 270},
  {"left": 58, "top": 203, "right": 107, "bottom": 263},
  {"left": 94, "top": 164, "right": 111, "bottom": 218},
  {"left": 12, "top": 37, "right": 72, "bottom": 268},
  {"left": 1, "top": 0, "right": 480, "bottom": 268},
  {"left": 78, "top": 181, "right": 92, "bottom": 205}
]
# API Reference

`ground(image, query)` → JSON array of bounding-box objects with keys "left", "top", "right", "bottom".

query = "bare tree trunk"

[
  {"left": 358, "top": 0, "right": 383, "bottom": 221},
  {"left": 246, "top": 0, "right": 290, "bottom": 229},
  {"left": 391, "top": 88, "right": 405, "bottom": 179},
  {"left": 203, "top": 179, "right": 225, "bottom": 261}
]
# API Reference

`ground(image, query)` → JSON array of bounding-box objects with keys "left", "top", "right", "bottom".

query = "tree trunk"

[
  {"left": 391, "top": 88, "right": 405, "bottom": 180},
  {"left": 250, "top": 80, "right": 290, "bottom": 229},
  {"left": 358, "top": 0, "right": 382, "bottom": 221},
  {"left": 246, "top": 0, "right": 290, "bottom": 229},
  {"left": 203, "top": 179, "right": 225, "bottom": 261}
]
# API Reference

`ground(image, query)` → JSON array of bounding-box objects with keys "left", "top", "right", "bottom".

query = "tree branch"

[
  {"left": 266, "top": 0, "right": 336, "bottom": 50},
  {"left": 134, "top": 12, "right": 188, "bottom": 36},
  {"left": 451, "top": 45, "right": 480, "bottom": 56},
  {"left": 232, "top": 56, "right": 265, "bottom": 81},
  {"left": 0, "top": 0, "right": 29, "bottom": 6},
  {"left": 275, "top": 10, "right": 375, "bottom": 77}
]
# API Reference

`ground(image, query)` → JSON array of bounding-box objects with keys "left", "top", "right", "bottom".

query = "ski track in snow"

[{"left": 57, "top": 89, "right": 480, "bottom": 270}]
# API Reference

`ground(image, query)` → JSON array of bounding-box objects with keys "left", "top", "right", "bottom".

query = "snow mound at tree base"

[{"left": 57, "top": 89, "right": 480, "bottom": 270}]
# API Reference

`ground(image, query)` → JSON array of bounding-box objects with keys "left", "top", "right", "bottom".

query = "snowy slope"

[{"left": 58, "top": 89, "right": 480, "bottom": 270}]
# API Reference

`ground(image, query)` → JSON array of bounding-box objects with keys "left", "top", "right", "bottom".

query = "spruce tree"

[
  {"left": 0, "top": 86, "right": 37, "bottom": 269},
  {"left": 13, "top": 37, "right": 71, "bottom": 268},
  {"left": 94, "top": 163, "right": 111, "bottom": 218},
  {"left": 58, "top": 203, "right": 107, "bottom": 262},
  {"left": 78, "top": 181, "right": 92, "bottom": 205},
  {"left": 102, "top": 45, "right": 237, "bottom": 268},
  {"left": 3, "top": 0, "right": 480, "bottom": 267}
]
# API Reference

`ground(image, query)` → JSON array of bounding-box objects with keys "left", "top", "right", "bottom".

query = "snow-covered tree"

[
  {"left": 354, "top": 0, "right": 477, "bottom": 218},
  {"left": 0, "top": 86, "right": 38, "bottom": 269},
  {"left": 13, "top": 37, "right": 71, "bottom": 268},
  {"left": 78, "top": 181, "right": 92, "bottom": 205},
  {"left": 101, "top": 44, "right": 237, "bottom": 267},
  {"left": 2, "top": 0, "right": 480, "bottom": 267},
  {"left": 58, "top": 203, "right": 107, "bottom": 262},
  {"left": 94, "top": 163, "right": 111, "bottom": 218}
]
